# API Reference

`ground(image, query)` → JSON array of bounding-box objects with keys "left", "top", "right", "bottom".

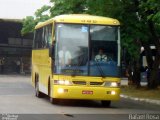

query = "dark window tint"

[
  {"left": 33, "top": 24, "right": 52, "bottom": 49},
  {"left": 43, "top": 24, "right": 52, "bottom": 48},
  {"left": 34, "top": 28, "right": 43, "bottom": 48}
]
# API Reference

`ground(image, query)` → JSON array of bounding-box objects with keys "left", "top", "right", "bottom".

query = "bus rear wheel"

[
  {"left": 35, "top": 80, "right": 44, "bottom": 98},
  {"left": 101, "top": 100, "right": 111, "bottom": 107}
]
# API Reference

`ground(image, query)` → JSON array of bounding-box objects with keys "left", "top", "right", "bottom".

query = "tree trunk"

[
  {"left": 133, "top": 60, "right": 141, "bottom": 88},
  {"left": 142, "top": 42, "right": 154, "bottom": 87},
  {"left": 127, "top": 62, "right": 134, "bottom": 85},
  {"left": 148, "top": 52, "right": 160, "bottom": 89},
  {"left": 147, "top": 20, "right": 160, "bottom": 89}
]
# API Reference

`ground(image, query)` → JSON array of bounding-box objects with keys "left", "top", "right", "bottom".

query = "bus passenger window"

[
  {"left": 34, "top": 28, "right": 43, "bottom": 49},
  {"left": 44, "top": 24, "right": 52, "bottom": 48}
]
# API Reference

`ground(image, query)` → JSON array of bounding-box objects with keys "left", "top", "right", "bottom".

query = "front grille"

[
  {"left": 90, "top": 82, "right": 104, "bottom": 86},
  {"left": 72, "top": 81, "right": 86, "bottom": 85}
]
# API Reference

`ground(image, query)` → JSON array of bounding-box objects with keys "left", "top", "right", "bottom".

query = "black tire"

[
  {"left": 35, "top": 80, "right": 44, "bottom": 98},
  {"left": 48, "top": 81, "right": 59, "bottom": 104},
  {"left": 50, "top": 97, "right": 59, "bottom": 104},
  {"left": 101, "top": 100, "right": 111, "bottom": 107}
]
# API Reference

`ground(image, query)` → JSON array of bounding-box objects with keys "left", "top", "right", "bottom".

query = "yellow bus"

[{"left": 32, "top": 14, "right": 121, "bottom": 107}]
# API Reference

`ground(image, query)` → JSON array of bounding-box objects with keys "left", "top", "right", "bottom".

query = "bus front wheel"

[
  {"left": 50, "top": 97, "right": 59, "bottom": 104},
  {"left": 101, "top": 100, "right": 111, "bottom": 107},
  {"left": 49, "top": 81, "right": 59, "bottom": 104}
]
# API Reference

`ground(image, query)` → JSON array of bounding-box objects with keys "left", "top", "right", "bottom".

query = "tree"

[
  {"left": 117, "top": 0, "right": 160, "bottom": 89},
  {"left": 21, "top": 16, "right": 36, "bottom": 35},
  {"left": 138, "top": 0, "right": 160, "bottom": 88},
  {"left": 21, "top": 5, "right": 51, "bottom": 35},
  {"left": 50, "top": 0, "right": 86, "bottom": 16}
]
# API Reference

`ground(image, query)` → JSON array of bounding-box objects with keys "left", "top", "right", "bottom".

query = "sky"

[{"left": 0, "top": 0, "right": 51, "bottom": 19}]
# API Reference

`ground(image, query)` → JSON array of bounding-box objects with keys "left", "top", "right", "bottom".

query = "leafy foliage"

[
  {"left": 21, "top": 5, "right": 51, "bottom": 35},
  {"left": 50, "top": 0, "right": 86, "bottom": 16},
  {"left": 21, "top": 16, "right": 36, "bottom": 35}
]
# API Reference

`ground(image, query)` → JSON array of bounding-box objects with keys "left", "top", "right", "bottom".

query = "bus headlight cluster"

[
  {"left": 104, "top": 82, "right": 120, "bottom": 87},
  {"left": 54, "top": 80, "right": 72, "bottom": 85}
]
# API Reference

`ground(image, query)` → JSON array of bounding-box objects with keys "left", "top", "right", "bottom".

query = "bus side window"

[
  {"left": 34, "top": 28, "right": 43, "bottom": 49},
  {"left": 43, "top": 24, "right": 52, "bottom": 48},
  {"left": 43, "top": 27, "right": 47, "bottom": 48}
]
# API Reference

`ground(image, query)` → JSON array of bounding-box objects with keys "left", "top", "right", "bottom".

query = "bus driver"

[{"left": 95, "top": 48, "right": 107, "bottom": 62}]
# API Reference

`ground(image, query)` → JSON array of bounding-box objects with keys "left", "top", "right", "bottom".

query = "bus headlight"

[
  {"left": 104, "top": 82, "right": 120, "bottom": 87},
  {"left": 57, "top": 88, "right": 68, "bottom": 93},
  {"left": 54, "top": 80, "right": 72, "bottom": 85}
]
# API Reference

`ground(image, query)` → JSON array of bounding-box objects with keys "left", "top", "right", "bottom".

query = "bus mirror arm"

[{"left": 49, "top": 47, "right": 55, "bottom": 59}]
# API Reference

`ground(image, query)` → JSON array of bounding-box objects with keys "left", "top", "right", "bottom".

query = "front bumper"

[{"left": 51, "top": 85, "right": 120, "bottom": 101}]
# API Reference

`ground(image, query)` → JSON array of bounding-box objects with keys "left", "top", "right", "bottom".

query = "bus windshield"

[{"left": 54, "top": 23, "right": 120, "bottom": 77}]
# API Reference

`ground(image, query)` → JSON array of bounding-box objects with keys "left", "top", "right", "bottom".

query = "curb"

[{"left": 120, "top": 94, "right": 160, "bottom": 105}]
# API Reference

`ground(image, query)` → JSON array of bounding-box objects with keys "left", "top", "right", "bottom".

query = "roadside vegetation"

[
  {"left": 121, "top": 85, "right": 160, "bottom": 100},
  {"left": 22, "top": 0, "right": 160, "bottom": 89}
]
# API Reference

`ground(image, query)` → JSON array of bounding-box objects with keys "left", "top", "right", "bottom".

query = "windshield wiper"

[
  {"left": 71, "top": 55, "right": 86, "bottom": 77},
  {"left": 71, "top": 55, "right": 106, "bottom": 77},
  {"left": 94, "top": 60, "right": 105, "bottom": 78}
]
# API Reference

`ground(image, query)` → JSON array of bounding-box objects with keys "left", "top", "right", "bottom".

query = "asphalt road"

[{"left": 0, "top": 75, "right": 159, "bottom": 120}]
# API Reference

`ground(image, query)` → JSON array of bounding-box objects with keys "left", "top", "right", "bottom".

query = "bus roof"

[{"left": 35, "top": 14, "right": 120, "bottom": 29}]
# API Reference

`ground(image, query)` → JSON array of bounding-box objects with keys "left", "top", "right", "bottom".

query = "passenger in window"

[
  {"left": 58, "top": 46, "right": 72, "bottom": 66},
  {"left": 95, "top": 48, "right": 107, "bottom": 62}
]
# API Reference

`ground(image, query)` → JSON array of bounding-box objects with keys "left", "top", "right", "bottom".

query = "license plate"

[{"left": 82, "top": 90, "right": 93, "bottom": 94}]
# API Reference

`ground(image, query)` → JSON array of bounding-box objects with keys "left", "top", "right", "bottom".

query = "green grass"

[{"left": 121, "top": 85, "right": 160, "bottom": 100}]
